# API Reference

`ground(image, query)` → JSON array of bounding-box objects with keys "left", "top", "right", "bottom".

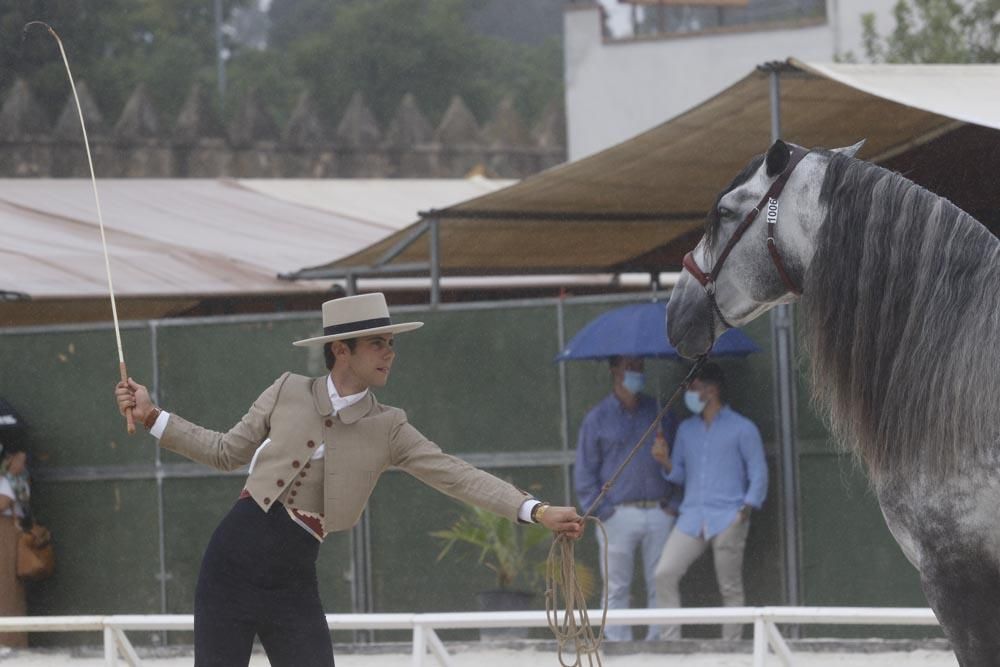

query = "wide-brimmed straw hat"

[{"left": 292, "top": 293, "right": 423, "bottom": 347}]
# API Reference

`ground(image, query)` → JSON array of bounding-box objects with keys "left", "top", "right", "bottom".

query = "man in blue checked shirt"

[
  {"left": 652, "top": 362, "right": 767, "bottom": 641},
  {"left": 574, "top": 355, "right": 681, "bottom": 641}
]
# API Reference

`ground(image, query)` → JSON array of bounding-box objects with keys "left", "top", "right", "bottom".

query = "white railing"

[{"left": 0, "top": 606, "right": 941, "bottom": 667}]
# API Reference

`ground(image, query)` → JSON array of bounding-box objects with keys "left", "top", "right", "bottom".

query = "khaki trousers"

[{"left": 653, "top": 517, "right": 750, "bottom": 640}]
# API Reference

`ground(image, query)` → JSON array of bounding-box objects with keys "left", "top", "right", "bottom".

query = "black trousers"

[{"left": 194, "top": 497, "right": 334, "bottom": 667}]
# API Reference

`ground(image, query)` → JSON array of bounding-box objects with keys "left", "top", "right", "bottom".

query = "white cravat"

[
  {"left": 314, "top": 375, "right": 368, "bottom": 458},
  {"left": 327, "top": 375, "right": 368, "bottom": 414}
]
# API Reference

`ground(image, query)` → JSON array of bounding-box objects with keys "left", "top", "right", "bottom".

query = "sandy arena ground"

[{"left": 0, "top": 642, "right": 960, "bottom": 666}]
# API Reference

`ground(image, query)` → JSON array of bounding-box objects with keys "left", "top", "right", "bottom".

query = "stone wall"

[{"left": 0, "top": 80, "right": 566, "bottom": 178}]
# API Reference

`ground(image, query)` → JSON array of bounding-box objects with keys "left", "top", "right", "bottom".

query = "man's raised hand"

[{"left": 114, "top": 378, "right": 155, "bottom": 425}]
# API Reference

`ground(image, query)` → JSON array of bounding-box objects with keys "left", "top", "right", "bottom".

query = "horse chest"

[{"left": 879, "top": 465, "right": 1000, "bottom": 570}]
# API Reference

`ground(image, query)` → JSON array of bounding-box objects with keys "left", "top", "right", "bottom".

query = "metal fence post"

[
  {"left": 753, "top": 616, "right": 768, "bottom": 667},
  {"left": 150, "top": 321, "right": 169, "bottom": 645},
  {"left": 411, "top": 623, "right": 426, "bottom": 667},
  {"left": 349, "top": 509, "right": 374, "bottom": 642},
  {"left": 103, "top": 624, "right": 117, "bottom": 667},
  {"left": 556, "top": 296, "right": 572, "bottom": 505},
  {"left": 429, "top": 218, "right": 441, "bottom": 308},
  {"left": 767, "top": 65, "right": 802, "bottom": 621}
]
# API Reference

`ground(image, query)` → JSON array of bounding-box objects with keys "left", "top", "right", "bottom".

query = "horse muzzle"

[{"left": 667, "top": 275, "right": 717, "bottom": 359}]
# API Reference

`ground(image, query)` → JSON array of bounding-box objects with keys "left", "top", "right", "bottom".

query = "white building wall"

[{"left": 564, "top": 0, "right": 897, "bottom": 160}]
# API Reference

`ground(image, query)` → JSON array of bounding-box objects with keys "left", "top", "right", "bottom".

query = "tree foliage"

[
  {"left": 3, "top": 0, "right": 244, "bottom": 125},
  {"left": 2, "top": 0, "right": 563, "bottom": 131},
  {"left": 282, "top": 0, "right": 561, "bottom": 126},
  {"left": 861, "top": 0, "right": 1000, "bottom": 63}
]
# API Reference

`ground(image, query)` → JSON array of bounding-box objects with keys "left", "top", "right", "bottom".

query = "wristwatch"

[{"left": 530, "top": 502, "right": 551, "bottom": 523}]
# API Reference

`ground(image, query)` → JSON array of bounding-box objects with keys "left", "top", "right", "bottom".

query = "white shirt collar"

[{"left": 327, "top": 375, "right": 368, "bottom": 414}]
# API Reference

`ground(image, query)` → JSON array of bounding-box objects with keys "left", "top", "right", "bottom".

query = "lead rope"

[{"left": 545, "top": 354, "right": 709, "bottom": 666}]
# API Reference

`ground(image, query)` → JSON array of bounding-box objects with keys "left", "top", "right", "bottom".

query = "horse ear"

[
  {"left": 765, "top": 140, "right": 790, "bottom": 177},
  {"left": 833, "top": 139, "right": 866, "bottom": 158}
]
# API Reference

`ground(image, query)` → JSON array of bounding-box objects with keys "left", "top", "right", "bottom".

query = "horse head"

[{"left": 667, "top": 139, "right": 864, "bottom": 358}]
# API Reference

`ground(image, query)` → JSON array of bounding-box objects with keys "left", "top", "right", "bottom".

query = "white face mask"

[
  {"left": 684, "top": 390, "right": 707, "bottom": 414},
  {"left": 622, "top": 370, "right": 645, "bottom": 395}
]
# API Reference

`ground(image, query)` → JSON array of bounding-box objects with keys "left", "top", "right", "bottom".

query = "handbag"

[{"left": 17, "top": 523, "right": 55, "bottom": 581}]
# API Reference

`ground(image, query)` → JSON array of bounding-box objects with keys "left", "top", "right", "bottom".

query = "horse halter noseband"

[{"left": 682, "top": 144, "right": 810, "bottom": 328}]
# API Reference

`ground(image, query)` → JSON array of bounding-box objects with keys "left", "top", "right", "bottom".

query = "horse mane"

[{"left": 802, "top": 151, "right": 1000, "bottom": 482}]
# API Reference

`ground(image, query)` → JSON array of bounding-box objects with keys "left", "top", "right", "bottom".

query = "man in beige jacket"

[{"left": 115, "top": 293, "right": 581, "bottom": 667}]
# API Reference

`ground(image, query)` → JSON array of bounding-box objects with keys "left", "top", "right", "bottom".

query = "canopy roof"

[
  {"left": 293, "top": 59, "right": 1000, "bottom": 280},
  {"left": 0, "top": 178, "right": 511, "bottom": 300}
]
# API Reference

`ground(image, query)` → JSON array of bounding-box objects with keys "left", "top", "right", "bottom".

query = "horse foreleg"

[
  {"left": 881, "top": 490, "right": 1000, "bottom": 666},
  {"left": 918, "top": 537, "right": 1000, "bottom": 666}
]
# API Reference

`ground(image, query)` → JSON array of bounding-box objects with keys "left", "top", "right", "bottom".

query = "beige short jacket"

[{"left": 159, "top": 372, "right": 529, "bottom": 534}]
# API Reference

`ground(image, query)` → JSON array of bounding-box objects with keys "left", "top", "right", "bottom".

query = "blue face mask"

[
  {"left": 622, "top": 370, "right": 645, "bottom": 395},
  {"left": 684, "top": 390, "right": 707, "bottom": 414}
]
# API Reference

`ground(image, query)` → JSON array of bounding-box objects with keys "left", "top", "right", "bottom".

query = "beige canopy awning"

[{"left": 288, "top": 58, "right": 1000, "bottom": 285}]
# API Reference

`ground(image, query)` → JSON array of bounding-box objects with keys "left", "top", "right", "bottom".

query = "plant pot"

[{"left": 474, "top": 589, "right": 534, "bottom": 640}]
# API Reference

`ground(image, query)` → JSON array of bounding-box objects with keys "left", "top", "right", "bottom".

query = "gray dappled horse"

[{"left": 667, "top": 139, "right": 1000, "bottom": 666}]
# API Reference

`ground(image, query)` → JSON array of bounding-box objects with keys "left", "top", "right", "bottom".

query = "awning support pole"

[
  {"left": 768, "top": 67, "right": 803, "bottom": 628},
  {"left": 374, "top": 220, "right": 430, "bottom": 268},
  {"left": 429, "top": 217, "right": 441, "bottom": 308}
]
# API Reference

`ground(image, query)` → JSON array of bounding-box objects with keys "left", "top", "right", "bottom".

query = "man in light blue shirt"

[{"left": 652, "top": 362, "right": 767, "bottom": 641}]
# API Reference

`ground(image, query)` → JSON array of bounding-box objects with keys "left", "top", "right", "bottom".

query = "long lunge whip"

[
  {"left": 24, "top": 21, "right": 135, "bottom": 434},
  {"left": 545, "top": 355, "right": 708, "bottom": 667}
]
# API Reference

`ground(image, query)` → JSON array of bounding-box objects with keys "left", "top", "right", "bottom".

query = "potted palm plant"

[{"left": 431, "top": 504, "right": 595, "bottom": 640}]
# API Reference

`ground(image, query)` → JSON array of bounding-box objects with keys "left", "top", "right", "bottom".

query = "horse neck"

[{"left": 785, "top": 158, "right": 839, "bottom": 279}]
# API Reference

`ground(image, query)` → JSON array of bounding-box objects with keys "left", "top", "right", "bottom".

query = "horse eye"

[{"left": 717, "top": 206, "right": 735, "bottom": 219}]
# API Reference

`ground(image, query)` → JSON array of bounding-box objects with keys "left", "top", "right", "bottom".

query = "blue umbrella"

[{"left": 554, "top": 301, "right": 760, "bottom": 362}]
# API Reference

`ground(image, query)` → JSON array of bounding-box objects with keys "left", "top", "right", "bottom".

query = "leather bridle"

[{"left": 682, "top": 143, "right": 810, "bottom": 329}]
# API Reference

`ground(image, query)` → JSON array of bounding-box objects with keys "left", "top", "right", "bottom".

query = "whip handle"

[{"left": 120, "top": 362, "right": 135, "bottom": 434}]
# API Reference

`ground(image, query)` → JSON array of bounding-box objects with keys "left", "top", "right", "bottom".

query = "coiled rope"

[{"left": 545, "top": 356, "right": 708, "bottom": 666}]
